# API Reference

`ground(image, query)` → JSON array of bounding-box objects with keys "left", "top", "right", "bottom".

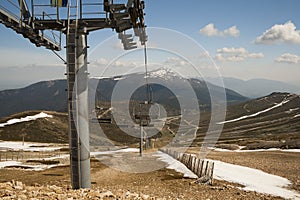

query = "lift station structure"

[{"left": 0, "top": 0, "right": 147, "bottom": 189}]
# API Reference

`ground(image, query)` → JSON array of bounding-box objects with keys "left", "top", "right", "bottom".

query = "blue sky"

[{"left": 0, "top": 0, "right": 300, "bottom": 90}]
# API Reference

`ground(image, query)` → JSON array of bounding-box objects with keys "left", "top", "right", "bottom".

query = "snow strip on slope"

[
  {"left": 0, "top": 161, "right": 67, "bottom": 171},
  {"left": 0, "top": 154, "right": 69, "bottom": 170},
  {"left": 212, "top": 147, "right": 300, "bottom": 153},
  {"left": 294, "top": 114, "right": 300, "bottom": 118},
  {"left": 0, "top": 112, "right": 53, "bottom": 127},
  {"left": 0, "top": 161, "right": 21, "bottom": 168},
  {"left": 155, "top": 151, "right": 198, "bottom": 179},
  {"left": 0, "top": 141, "right": 64, "bottom": 151},
  {"left": 91, "top": 148, "right": 139, "bottom": 156},
  {"left": 213, "top": 160, "right": 300, "bottom": 199},
  {"left": 217, "top": 100, "right": 290, "bottom": 124},
  {"left": 156, "top": 151, "right": 300, "bottom": 199}
]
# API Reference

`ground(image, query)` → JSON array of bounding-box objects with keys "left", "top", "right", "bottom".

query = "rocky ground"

[
  {"left": 0, "top": 180, "right": 153, "bottom": 200},
  {"left": 1, "top": 150, "right": 296, "bottom": 199}
]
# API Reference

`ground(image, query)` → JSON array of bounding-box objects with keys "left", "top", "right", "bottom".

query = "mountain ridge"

[
  {"left": 205, "top": 77, "right": 300, "bottom": 98},
  {"left": 0, "top": 68, "right": 248, "bottom": 118}
]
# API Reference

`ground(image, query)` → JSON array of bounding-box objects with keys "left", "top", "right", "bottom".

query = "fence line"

[
  {"left": 159, "top": 148, "right": 214, "bottom": 185},
  {"left": 0, "top": 149, "right": 64, "bottom": 162}
]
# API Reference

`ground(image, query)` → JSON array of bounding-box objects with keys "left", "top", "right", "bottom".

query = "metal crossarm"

[{"left": 0, "top": 5, "right": 61, "bottom": 50}]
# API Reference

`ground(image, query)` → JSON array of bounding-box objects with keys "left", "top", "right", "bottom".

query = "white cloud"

[
  {"left": 200, "top": 23, "right": 219, "bottom": 36},
  {"left": 164, "top": 57, "right": 188, "bottom": 66},
  {"left": 113, "top": 60, "right": 138, "bottom": 68},
  {"left": 215, "top": 47, "right": 264, "bottom": 62},
  {"left": 255, "top": 21, "right": 300, "bottom": 44},
  {"left": 224, "top": 26, "right": 240, "bottom": 37},
  {"left": 113, "top": 42, "right": 124, "bottom": 50},
  {"left": 95, "top": 58, "right": 109, "bottom": 65},
  {"left": 275, "top": 53, "right": 300, "bottom": 64},
  {"left": 217, "top": 47, "right": 247, "bottom": 54},
  {"left": 199, "top": 51, "right": 210, "bottom": 58},
  {"left": 215, "top": 54, "right": 244, "bottom": 62},
  {"left": 247, "top": 53, "right": 264, "bottom": 59},
  {"left": 200, "top": 23, "right": 240, "bottom": 37}
]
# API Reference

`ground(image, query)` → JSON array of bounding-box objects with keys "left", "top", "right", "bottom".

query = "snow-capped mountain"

[
  {"left": 146, "top": 67, "right": 182, "bottom": 80},
  {"left": 0, "top": 68, "right": 247, "bottom": 118}
]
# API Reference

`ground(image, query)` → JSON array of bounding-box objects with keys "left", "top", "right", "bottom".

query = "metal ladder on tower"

[{"left": 66, "top": 0, "right": 91, "bottom": 189}]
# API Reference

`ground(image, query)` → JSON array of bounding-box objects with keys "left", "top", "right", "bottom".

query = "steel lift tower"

[{"left": 0, "top": 0, "right": 147, "bottom": 189}]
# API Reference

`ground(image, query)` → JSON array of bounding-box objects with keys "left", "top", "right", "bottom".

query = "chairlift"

[{"left": 91, "top": 107, "right": 112, "bottom": 124}]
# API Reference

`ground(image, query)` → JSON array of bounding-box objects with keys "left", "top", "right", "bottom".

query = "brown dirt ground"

[{"left": 1, "top": 149, "right": 299, "bottom": 199}]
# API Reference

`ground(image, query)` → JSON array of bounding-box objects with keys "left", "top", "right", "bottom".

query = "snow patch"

[
  {"left": 156, "top": 150, "right": 300, "bottom": 198},
  {"left": 155, "top": 151, "right": 198, "bottom": 179},
  {"left": 217, "top": 100, "right": 290, "bottom": 124},
  {"left": 0, "top": 154, "right": 68, "bottom": 171},
  {"left": 147, "top": 68, "right": 179, "bottom": 80},
  {"left": 280, "top": 149, "right": 300, "bottom": 153},
  {"left": 91, "top": 148, "right": 139, "bottom": 156},
  {"left": 212, "top": 147, "right": 300, "bottom": 153},
  {"left": 285, "top": 108, "right": 299, "bottom": 114},
  {"left": 213, "top": 160, "right": 300, "bottom": 199},
  {"left": 0, "top": 141, "right": 64, "bottom": 152},
  {"left": 0, "top": 161, "right": 21, "bottom": 168},
  {"left": 0, "top": 161, "right": 66, "bottom": 171},
  {"left": 294, "top": 114, "right": 300, "bottom": 118},
  {"left": 90, "top": 76, "right": 111, "bottom": 80},
  {"left": 0, "top": 112, "right": 53, "bottom": 127},
  {"left": 114, "top": 77, "right": 125, "bottom": 81}
]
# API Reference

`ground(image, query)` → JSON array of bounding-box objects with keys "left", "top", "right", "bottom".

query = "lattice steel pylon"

[{"left": 0, "top": 0, "right": 147, "bottom": 189}]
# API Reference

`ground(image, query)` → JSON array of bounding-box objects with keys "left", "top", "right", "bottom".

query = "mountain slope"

[
  {"left": 0, "top": 69, "right": 248, "bottom": 118},
  {"left": 0, "top": 111, "right": 68, "bottom": 143},
  {"left": 195, "top": 92, "right": 300, "bottom": 149},
  {"left": 92, "top": 68, "right": 248, "bottom": 110},
  {"left": 0, "top": 80, "right": 67, "bottom": 118},
  {"left": 0, "top": 93, "right": 299, "bottom": 149}
]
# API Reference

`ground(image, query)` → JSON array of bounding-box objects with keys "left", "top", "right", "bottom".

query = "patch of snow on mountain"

[
  {"left": 212, "top": 147, "right": 300, "bottom": 153},
  {"left": 90, "top": 76, "right": 111, "bottom": 80},
  {"left": 114, "top": 77, "right": 125, "bottom": 81},
  {"left": 294, "top": 114, "right": 300, "bottom": 118},
  {"left": 0, "top": 141, "right": 66, "bottom": 151},
  {"left": 0, "top": 161, "right": 21, "bottom": 168},
  {"left": 285, "top": 108, "right": 299, "bottom": 114},
  {"left": 147, "top": 68, "right": 180, "bottom": 80},
  {"left": 0, "top": 160, "right": 66, "bottom": 171},
  {"left": 91, "top": 148, "right": 139, "bottom": 156},
  {"left": 0, "top": 112, "right": 53, "bottom": 128},
  {"left": 217, "top": 100, "right": 290, "bottom": 125}
]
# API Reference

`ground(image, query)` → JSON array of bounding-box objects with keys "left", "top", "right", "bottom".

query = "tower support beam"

[{"left": 67, "top": 27, "right": 91, "bottom": 189}]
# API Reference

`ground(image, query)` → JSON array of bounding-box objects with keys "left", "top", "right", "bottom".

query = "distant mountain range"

[
  {"left": 0, "top": 80, "right": 68, "bottom": 118},
  {"left": 0, "top": 68, "right": 247, "bottom": 118},
  {"left": 205, "top": 77, "right": 300, "bottom": 98}
]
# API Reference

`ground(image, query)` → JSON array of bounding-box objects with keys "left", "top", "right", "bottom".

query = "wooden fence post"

[
  {"left": 209, "top": 162, "right": 214, "bottom": 185},
  {"left": 161, "top": 149, "right": 214, "bottom": 185},
  {"left": 194, "top": 158, "right": 199, "bottom": 176}
]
